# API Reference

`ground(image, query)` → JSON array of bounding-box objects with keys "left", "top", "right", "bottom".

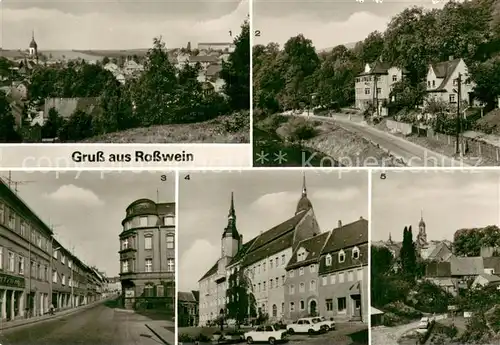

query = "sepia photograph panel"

[
  {"left": 253, "top": 0, "right": 500, "bottom": 167},
  {"left": 0, "top": 0, "right": 249, "bottom": 144},
  {"left": 0, "top": 170, "right": 175, "bottom": 345},
  {"left": 178, "top": 170, "right": 369, "bottom": 345},
  {"left": 371, "top": 170, "right": 500, "bottom": 345}
]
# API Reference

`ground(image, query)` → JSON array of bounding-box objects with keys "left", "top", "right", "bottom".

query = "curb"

[
  {"left": 0, "top": 298, "right": 112, "bottom": 331},
  {"left": 145, "top": 323, "right": 172, "bottom": 345}
]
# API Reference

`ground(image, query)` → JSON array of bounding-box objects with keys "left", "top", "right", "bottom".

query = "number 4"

[{"left": 184, "top": 175, "right": 190, "bottom": 180}]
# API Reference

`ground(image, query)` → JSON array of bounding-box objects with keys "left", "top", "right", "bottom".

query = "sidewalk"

[
  {"left": 145, "top": 320, "right": 175, "bottom": 345},
  {"left": 0, "top": 297, "right": 113, "bottom": 331}
]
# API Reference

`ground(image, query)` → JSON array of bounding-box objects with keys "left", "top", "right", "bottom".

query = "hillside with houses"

[
  {"left": 0, "top": 24, "right": 249, "bottom": 143},
  {"left": 253, "top": 0, "right": 500, "bottom": 166}
]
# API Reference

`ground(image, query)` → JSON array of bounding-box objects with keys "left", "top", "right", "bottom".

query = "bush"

[
  {"left": 384, "top": 301, "right": 423, "bottom": 319},
  {"left": 280, "top": 117, "right": 318, "bottom": 142},
  {"left": 257, "top": 113, "right": 289, "bottom": 133},
  {"left": 178, "top": 333, "right": 194, "bottom": 342},
  {"left": 221, "top": 111, "right": 250, "bottom": 133}
]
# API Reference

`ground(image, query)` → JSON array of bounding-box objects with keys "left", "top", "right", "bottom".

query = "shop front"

[{"left": 0, "top": 272, "right": 26, "bottom": 321}]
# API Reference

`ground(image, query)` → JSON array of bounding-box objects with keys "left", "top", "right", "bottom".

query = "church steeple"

[
  {"left": 29, "top": 29, "right": 38, "bottom": 60},
  {"left": 295, "top": 173, "right": 312, "bottom": 215},
  {"left": 221, "top": 192, "right": 240, "bottom": 258},
  {"left": 222, "top": 192, "right": 239, "bottom": 239}
]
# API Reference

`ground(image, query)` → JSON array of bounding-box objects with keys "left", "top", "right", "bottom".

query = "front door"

[
  {"left": 309, "top": 300, "right": 317, "bottom": 316},
  {"left": 352, "top": 294, "right": 361, "bottom": 317},
  {"left": 6, "top": 290, "right": 12, "bottom": 320}
]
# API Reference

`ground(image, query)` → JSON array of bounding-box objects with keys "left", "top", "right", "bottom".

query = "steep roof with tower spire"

[
  {"left": 419, "top": 210, "right": 426, "bottom": 227},
  {"left": 29, "top": 30, "right": 38, "bottom": 49},
  {"left": 295, "top": 173, "right": 312, "bottom": 215},
  {"left": 222, "top": 192, "right": 239, "bottom": 239}
]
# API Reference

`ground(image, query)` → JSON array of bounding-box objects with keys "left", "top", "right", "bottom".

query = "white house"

[
  {"left": 426, "top": 57, "right": 476, "bottom": 105},
  {"left": 354, "top": 61, "right": 406, "bottom": 114}
]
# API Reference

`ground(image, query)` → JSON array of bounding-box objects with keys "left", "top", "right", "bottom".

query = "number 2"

[{"left": 254, "top": 30, "right": 261, "bottom": 37}]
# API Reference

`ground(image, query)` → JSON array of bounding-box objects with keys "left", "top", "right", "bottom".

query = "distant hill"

[{"left": 317, "top": 41, "right": 359, "bottom": 53}]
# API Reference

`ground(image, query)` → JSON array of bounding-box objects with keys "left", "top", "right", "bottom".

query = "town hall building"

[{"left": 197, "top": 176, "right": 321, "bottom": 326}]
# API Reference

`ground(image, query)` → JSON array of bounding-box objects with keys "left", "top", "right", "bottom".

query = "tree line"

[
  {"left": 0, "top": 20, "right": 249, "bottom": 142},
  {"left": 253, "top": 0, "right": 500, "bottom": 118}
]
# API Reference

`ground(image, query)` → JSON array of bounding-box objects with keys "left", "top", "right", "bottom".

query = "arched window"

[
  {"left": 300, "top": 300, "right": 305, "bottom": 310},
  {"left": 272, "top": 304, "right": 277, "bottom": 317},
  {"left": 338, "top": 250, "right": 346, "bottom": 263}
]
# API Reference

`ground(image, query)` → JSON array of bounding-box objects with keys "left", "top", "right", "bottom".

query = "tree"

[
  {"left": 371, "top": 246, "right": 396, "bottom": 307},
  {"left": 59, "top": 110, "right": 94, "bottom": 142},
  {"left": 354, "top": 31, "right": 384, "bottom": 64},
  {"left": 0, "top": 91, "right": 20, "bottom": 142},
  {"left": 131, "top": 37, "right": 179, "bottom": 126},
  {"left": 470, "top": 55, "right": 500, "bottom": 108},
  {"left": 226, "top": 268, "right": 256, "bottom": 328},
  {"left": 400, "top": 226, "right": 417, "bottom": 280},
  {"left": 453, "top": 226, "right": 500, "bottom": 256},
  {"left": 42, "top": 107, "right": 64, "bottom": 138},
  {"left": 220, "top": 20, "right": 250, "bottom": 110}
]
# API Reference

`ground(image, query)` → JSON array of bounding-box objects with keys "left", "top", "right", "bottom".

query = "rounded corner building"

[{"left": 118, "top": 198, "right": 175, "bottom": 314}]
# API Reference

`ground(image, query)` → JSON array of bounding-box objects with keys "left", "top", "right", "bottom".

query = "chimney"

[
  {"left": 338, "top": 220, "right": 342, "bottom": 228},
  {"left": 449, "top": 55, "right": 454, "bottom": 61},
  {"left": 239, "top": 234, "right": 243, "bottom": 247},
  {"left": 360, "top": 216, "right": 363, "bottom": 220}
]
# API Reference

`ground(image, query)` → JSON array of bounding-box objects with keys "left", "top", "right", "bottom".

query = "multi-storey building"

[
  {"left": 284, "top": 232, "right": 330, "bottom": 320},
  {"left": 198, "top": 177, "right": 321, "bottom": 325},
  {"left": 119, "top": 198, "right": 175, "bottom": 313},
  {"left": 0, "top": 179, "right": 105, "bottom": 322},
  {"left": 318, "top": 218, "right": 369, "bottom": 323},
  {"left": 354, "top": 61, "right": 406, "bottom": 114}
]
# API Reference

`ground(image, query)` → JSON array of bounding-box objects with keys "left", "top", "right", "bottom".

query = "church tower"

[
  {"left": 295, "top": 173, "right": 312, "bottom": 215},
  {"left": 416, "top": 210, "right": 428, "bottom": 247},
  {"left": 29, "top": 30, "right": 38, "bottom": 61},
  {"left": 221, "top": 192, "right": 240, "bottom": 258}
]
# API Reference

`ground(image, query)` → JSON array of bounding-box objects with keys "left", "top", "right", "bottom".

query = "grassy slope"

[{"left": 82, "top": 115, "right": 250, "bottom": 143}]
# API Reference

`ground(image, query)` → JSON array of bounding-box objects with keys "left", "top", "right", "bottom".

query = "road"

[
  {"left": 0, "top": 303, "right": 166, "bottom": 345},
  {"left": 304, "top": 114, "right": 469, "bottom": 167},
  {"left": 371, "top": 320, "right": 422, "bottom": 345}
]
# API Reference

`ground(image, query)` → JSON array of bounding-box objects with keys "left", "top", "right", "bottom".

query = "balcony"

[{"left": 118, "top": 247, "right": 137, "bottom": 254}]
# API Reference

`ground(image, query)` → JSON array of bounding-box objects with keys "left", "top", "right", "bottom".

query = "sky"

[
  {"left": 1, "top": 170, "right": 175, "bottom": 277},
  {"left": 0, "top": 0, "right": 248, "bottom": 49},
  {"left": 178, "top": 170, "right": 368, "bottom": 291},
  {"left": 372, "top": 170, "right": 500, "bottom": 242},
  {"left": 253, "top": 0, "right": 445, "bottom": 50}
]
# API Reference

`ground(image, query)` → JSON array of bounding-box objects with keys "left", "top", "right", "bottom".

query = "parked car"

[
  {"left": 312, "top": 316, "right": 335, "bottom": 331},
  {"left": 244, "top": 325, "right": 288, "bottom": 344},
  {"left": 286, "top": 317, "right": 323, "bottom": 335},
  {"left": 418, "top": 317, "right": 430, "bottom": 329}
]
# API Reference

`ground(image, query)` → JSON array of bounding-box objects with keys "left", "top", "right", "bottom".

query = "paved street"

[
  {"left": 289, "top": 323, "right": 368, "bottom": 345},
  {"left": 371, "top": 321, "right": 421, "bottom": 345},
  {"left": 306, "top": 114, "right": 469, "bottom": 167},
  {"left": 0, "top": 302, "right": 166, "bottom": 345}
]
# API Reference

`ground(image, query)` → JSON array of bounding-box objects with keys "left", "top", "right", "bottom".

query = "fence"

[{"left": 387, "top": 120, "right": 500, "bottom": 163}]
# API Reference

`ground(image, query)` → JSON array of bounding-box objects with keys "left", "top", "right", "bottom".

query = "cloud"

[
  {"left": 44, "top": 184, "right": 104, "bottom": 207},
  {"left": 310, "top": 187, "right": 361, "bottom": 202},
  {"left": 179, "top": 239, "right": 219, "bottom": 291},
  {"left": 255, "top": 11, "right": 390, "bottom": 49},
  {"left": 2, "top": 0, "right": 248, "bottom": 49}
]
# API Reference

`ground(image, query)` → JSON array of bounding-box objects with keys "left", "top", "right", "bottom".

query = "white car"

[
  {"left": 312, "top": 316, "right": 335, "bottom": 331},
  {"left": 244, "top": 325, "right": 288, "bottom": 344},
  {"left": 286, "top": 317, "right": 323, "bottom": 334},
  {"left": 418, "top": 317, "right": 430, "bottom": 329}
]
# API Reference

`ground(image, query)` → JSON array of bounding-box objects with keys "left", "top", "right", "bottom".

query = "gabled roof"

[
  {"left": 199, "top": 262, "right": 218, "bottom": 281},
  {"left": 178, "top": 291, "right": 199, "bottom": 302},
  {"left": 450, "top": 256, "right": 484, "bottom": 276},
  {"left": 358, "top": 61, "right": 407, "bottom": 76},
  {"left": 477, "top": 274, "right": 500, "bottom": 283},
  {"left": 206, "top": 64, "right": 222, "bottom": 77},
  {"left": 189, "top": 55, "right": 219, "bottom": 63},
  {"left": 200, "top": 212, "right": 307, "bottom": 282},
  {"left": 286, "top": 232, "right": 330, "bottom": 270},
  {"left": 321, "top": 218, "right": 368, "bottom": 254},
  {"left": 429, "top": 58, "right": 462, "bottom": 91}
]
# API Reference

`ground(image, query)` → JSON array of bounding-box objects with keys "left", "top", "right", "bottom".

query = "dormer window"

[
  {"left": 325, "top": 254, "right": 332, "bottom": 266},
  {"left": 338, "top": 250, "right": 345, "bottom": 263},
  {"left": 352, "top": 247, "right": 360, "bottom": 260},
  {"left": 297, "top": 248, "right": 307, "bottom": 262}
]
